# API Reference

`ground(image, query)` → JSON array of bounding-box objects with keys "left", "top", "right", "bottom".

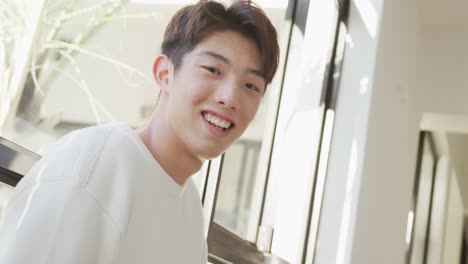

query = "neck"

[{"left": 137, "top": 106, "right": 204, "bottom": 186}]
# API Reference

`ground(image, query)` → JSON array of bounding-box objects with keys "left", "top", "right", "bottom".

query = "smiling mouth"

[{"left": 202, "top": 111, "right": 234, "bottom": 131}]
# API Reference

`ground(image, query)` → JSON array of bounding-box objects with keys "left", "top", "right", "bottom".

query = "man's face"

[{"left": 162, "top": 31, "right": 265, "bottom": 160}]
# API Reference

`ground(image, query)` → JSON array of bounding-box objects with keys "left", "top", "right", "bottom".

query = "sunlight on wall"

[
  {"left": 360, "top": 77, "right": 369, "bottom": 95},
  {"left": 345, "top": 34, "right": 355, "bottom": 49},
  {"left": 353, "top": 0, "right": 378, "bottom": 38}
]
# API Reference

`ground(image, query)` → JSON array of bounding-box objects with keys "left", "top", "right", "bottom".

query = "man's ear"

[{"left": 152, "top": 54, "right": 173, "bottom": 94}]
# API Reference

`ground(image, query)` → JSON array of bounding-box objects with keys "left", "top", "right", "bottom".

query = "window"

[
  {"left": 210, "top": 0, "right": 292, "bottom": 241},
  {"left": 1, "top": 0, "right": 187, "bottom": 154},
  {"left": 206, "top": 0, "right": 350, "bottom": 263}
]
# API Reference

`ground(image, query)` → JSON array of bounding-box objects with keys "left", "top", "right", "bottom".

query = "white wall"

[
  {"left": 316, "top": 1, "right": 468, "bottom": 263},
  {"left": 418, "top": 32, "right": 468, "bottom": 116},
  {"left": 346, "top": 0, "right": 423, "bottom": 263},
  {"left": 443, "top": 171, "right": 464, "bottom": 264}
]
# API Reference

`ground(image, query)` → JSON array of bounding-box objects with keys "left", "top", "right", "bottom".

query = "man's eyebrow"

[{"left": 197, "top": 51, "right": 231, "bottom": 65}]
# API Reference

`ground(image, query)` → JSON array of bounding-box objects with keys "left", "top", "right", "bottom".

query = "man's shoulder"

[
  {"left": 53, "top": 122, "right": 134, "bottom": 154},
  {"left": 16, "top": 123, "right": 132, "bottom": 188},
  {"left": 66, "top": 122, "right": 130, "bottom": 142}
]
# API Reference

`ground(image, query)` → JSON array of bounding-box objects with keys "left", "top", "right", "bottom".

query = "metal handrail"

[{"left": 0, "top": 137, "right": 40, "bottom": 186}]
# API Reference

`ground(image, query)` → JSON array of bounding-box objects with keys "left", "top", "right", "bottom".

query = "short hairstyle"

[{"left": 161, "top": 0, "right": 280, "bottom": 85}]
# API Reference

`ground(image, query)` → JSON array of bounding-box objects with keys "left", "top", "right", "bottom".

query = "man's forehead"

[
  {"left": 197, "top": 51, "right": 230, "bottom": 64},
  {"left": 194, "top": 31, "right": 261, "bottom": 58}
]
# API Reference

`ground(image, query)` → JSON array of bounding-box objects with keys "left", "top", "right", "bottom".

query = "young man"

[{"left": 0, "top": 0, "right": 279, "bottom": 263}]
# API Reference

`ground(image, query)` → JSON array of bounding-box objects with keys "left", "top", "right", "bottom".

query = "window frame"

[
  {"left": 406, "top": 131, "right": 438, "bottom": 264},
  {"left": 204, "top": 0, "right": 351, "bottom": 263},
  {"left": 302, "top": 5, "right": 350, "bottom": 263}
]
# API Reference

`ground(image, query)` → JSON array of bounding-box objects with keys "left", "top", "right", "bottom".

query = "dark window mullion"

[{"left": 301, "top": 1, "right": 350, "bottom": 262}]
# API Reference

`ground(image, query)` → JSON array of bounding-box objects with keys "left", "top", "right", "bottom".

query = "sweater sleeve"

[
  {"left": 0, "top": 176, "right": 121, "bottom": 264},
  {"left": 0, "top": 126, "right": 120, "bottom": 264}
]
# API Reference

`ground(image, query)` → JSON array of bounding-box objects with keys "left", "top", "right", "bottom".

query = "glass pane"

[
  {"left": 214, "top": 140, "right": 261, "bottom": 234},
  {"left": 0, "top": 0, "right": 194, "bottom": 154},
  {"left": 2, "top": 1, "right": 224, "bottom": 196},
  {"left": 0, "top": 0, "right": 47, "bottom": 143},
  {"left": 261, "top": 0, "right": 340, "bottom": 261},
  {"left": 213, "top": 1, "right": 292, "bottom": 239}
]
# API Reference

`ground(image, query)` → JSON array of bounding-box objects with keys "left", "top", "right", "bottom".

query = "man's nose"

[{"left": 215, "top": 81, "right": 241, "bottom": 111}]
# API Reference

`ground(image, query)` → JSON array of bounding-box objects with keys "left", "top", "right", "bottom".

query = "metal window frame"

[
  {"left": 0, "top": 137, "right": 40, "bottom": 187},
  {"left": 406, "top": 131, "right": 438, "bottom": 264},
  {"left": 208, "top": 222, "right": 264, "bottom": 264}
]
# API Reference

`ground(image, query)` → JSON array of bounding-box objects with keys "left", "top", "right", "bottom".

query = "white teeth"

[{"left": 204, "top": 113, "right": 231, "bottom": 129}]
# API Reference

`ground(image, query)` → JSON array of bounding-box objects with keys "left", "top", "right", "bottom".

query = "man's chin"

[
  {"left": 201, "top": 152, "right": 224, "bottom": 161},
  {"left": 198, "top": 147, "right": 227, "bottom": 161}
]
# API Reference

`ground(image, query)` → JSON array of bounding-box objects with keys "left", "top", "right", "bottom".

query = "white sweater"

[{"left": 0, "top": 124, "right": 207, "bottom": 264}]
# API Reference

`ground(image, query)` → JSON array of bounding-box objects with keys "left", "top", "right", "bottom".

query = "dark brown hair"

[{"left": 161, "top": 0, "right": 279, "bottom": 85}]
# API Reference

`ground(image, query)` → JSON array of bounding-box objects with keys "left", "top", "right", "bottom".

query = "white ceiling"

[{"left": 419, "top": 0, "right": 468, "bottom": 31}]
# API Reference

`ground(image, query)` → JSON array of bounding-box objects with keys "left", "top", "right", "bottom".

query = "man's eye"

[
  {"left": 202, "top": 66, "right": 221, "bottom": 75},
  {"left": 245, "top": 83, "right": 260, "bottom": 92}
]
